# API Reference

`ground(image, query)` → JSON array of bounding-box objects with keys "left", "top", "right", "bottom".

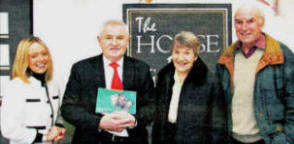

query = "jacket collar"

[
  {"left": 122, "top": 56, "right": 135, "bottom": 90},
  {"left": 94, "top": 55, "right": 106, "bottom": 88},
  {"left": 217, "top": 33, "right": 284, "bottom": 85},
  {"left": 95, "top": 55, "right": 134, "bottom": 90},
  {"left": 185, "top": 57, "right": 208, "bottom": 85},
  {"left": 165, "top": 57, "right": 208, "bottom": 85}
]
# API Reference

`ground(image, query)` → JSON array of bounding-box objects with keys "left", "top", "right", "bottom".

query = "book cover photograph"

[{"left": 95, "top": 88, "right": 136, "bottom": 114}]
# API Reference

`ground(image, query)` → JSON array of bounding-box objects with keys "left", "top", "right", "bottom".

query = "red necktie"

[{"left": 110, "top": 62, "right": 123, "bottom": 90}]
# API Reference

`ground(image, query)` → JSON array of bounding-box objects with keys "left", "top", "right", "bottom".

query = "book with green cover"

[{"left": 95, "top": 88, "right": 136, "bottom": 114}]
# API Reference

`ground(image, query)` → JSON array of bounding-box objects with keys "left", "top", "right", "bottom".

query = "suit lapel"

[
  {"left": 94, "top": 55, "right": 106, "bottom": 88},
  {"left": 122, "top": 57, "right": 134, "bottom": 90}
]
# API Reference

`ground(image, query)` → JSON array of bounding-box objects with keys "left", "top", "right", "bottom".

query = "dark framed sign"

[
  {"left": 0, "top": 0, "right": 33, "bottom": 76},
  {"left": 123, "top": 4, "right": 232, "bottom": 80},
  {"left": 0, "top": 1, "right": 32, "bottom": 143}
]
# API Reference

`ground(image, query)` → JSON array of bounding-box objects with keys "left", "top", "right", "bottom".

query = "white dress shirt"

[
  {"left": 168, "top": 71, "right": 183, "bottom": 123},
  {"left": 103, "top": 56, "right": 123, "bottom": 89},
  {"left": 102, "top": 56, "right": 129, "bottom": 137}
]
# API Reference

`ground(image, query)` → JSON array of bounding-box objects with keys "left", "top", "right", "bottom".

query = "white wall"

[
  {"left": 34, "top": 0, "right": 138, "bottom": 95},
  {"left": 33, "top": 0, "right": 294, "bottom": 96}
]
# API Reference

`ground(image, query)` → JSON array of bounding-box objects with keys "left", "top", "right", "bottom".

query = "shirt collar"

[{"left": 103, "top": 56, "right": 124, "bottom": 68}]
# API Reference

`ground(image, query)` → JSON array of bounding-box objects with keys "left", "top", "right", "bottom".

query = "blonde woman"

[{"left": 1, "top": 36, "right": 66, "bottom": 144}]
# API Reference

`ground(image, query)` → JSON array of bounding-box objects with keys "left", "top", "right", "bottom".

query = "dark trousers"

[
  {"left": 100, "top": 131, "right": 132, "bottom": 144},
  {"left": 100, "top": 131, "right": 148, "bottom": 144},
  {"left": 163, "top": 122, "right": 177, "bottom": 144},
  {"left": 229, "top": 136, "right": 265, "bottom": 144}
]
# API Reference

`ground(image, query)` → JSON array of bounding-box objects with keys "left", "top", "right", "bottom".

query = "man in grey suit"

[{"left": 61, "top": 20, "right": 154, "bottom": 144}]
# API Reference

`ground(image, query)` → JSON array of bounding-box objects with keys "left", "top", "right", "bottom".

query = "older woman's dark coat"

[{"left": 152, "top": 58, "right": 227, "bottom": 144}]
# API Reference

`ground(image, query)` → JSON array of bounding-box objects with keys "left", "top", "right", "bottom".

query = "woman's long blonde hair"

[{"left": 12, "top": 36, "right": 53, "bottom": 83}]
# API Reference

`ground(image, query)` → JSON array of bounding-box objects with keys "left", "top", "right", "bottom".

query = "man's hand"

[
  {"left": 111, "top": 111, "right": 136, "bottom": 128},
  {"left": 53, "top": 126, "right": 66, "bottom": 142},
  {"left": 44, "top": 126, "right": 66, "bottom": 142},
  {"left": 99, "top": 111, "right": 136, "bottom": 132},
  {"left": 44, "top": 127, "right": 58, "bottom": 142}
]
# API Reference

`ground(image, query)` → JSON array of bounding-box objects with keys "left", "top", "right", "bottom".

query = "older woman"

[
  {"left": 1, "top": 36, "right": 65, "bottom": 144},
  {"left": 152, "top": 31, "right": 226, "bottom": 144}
]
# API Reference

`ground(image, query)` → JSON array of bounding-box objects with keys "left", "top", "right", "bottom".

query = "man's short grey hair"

[{"left": 99, "top": 20, "right": 129, "bottom": 36}]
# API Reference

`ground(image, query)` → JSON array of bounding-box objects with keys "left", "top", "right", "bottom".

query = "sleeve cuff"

[
  {"left": 33, "top": 130, "right": 43, "bottom": 143},
  {"left": 42, "top": 135, "right": 47, "bottom": 142},
  {"left": 128, "top": 119, "right": 137, "bottom": 129},
  {"left": 55, "top": 123, "right": 64, "bottom": 128},
  {"left": 98, "top": 128, "right": 102, "bottom": 132}
]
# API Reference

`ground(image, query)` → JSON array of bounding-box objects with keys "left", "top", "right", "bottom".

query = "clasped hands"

[
  {"left": 44, "top": 126, "right": 66, "bottom": 142},
  {"left": 99, "top": 111, "right": 136, "bottom": 132}
]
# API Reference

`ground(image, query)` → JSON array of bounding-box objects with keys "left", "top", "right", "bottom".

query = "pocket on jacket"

[
  {"left": 24, "top": 100, "right": 44, "bottom": 125},
  {"left": 270, "top": 131, "right": 287, "bottom": 144}
]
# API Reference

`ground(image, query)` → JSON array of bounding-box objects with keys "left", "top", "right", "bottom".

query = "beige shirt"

[{"left": 232, "top": 49, "right": 264, "bottom": 143}]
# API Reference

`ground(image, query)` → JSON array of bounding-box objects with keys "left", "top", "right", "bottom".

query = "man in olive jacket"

[{"left": 216, "top": 4, "right": 294, "bottom": 144}]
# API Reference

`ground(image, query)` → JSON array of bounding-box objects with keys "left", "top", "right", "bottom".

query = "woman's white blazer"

[{"left": 1, "top": 77, "right": 62, "bottom": 144}]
